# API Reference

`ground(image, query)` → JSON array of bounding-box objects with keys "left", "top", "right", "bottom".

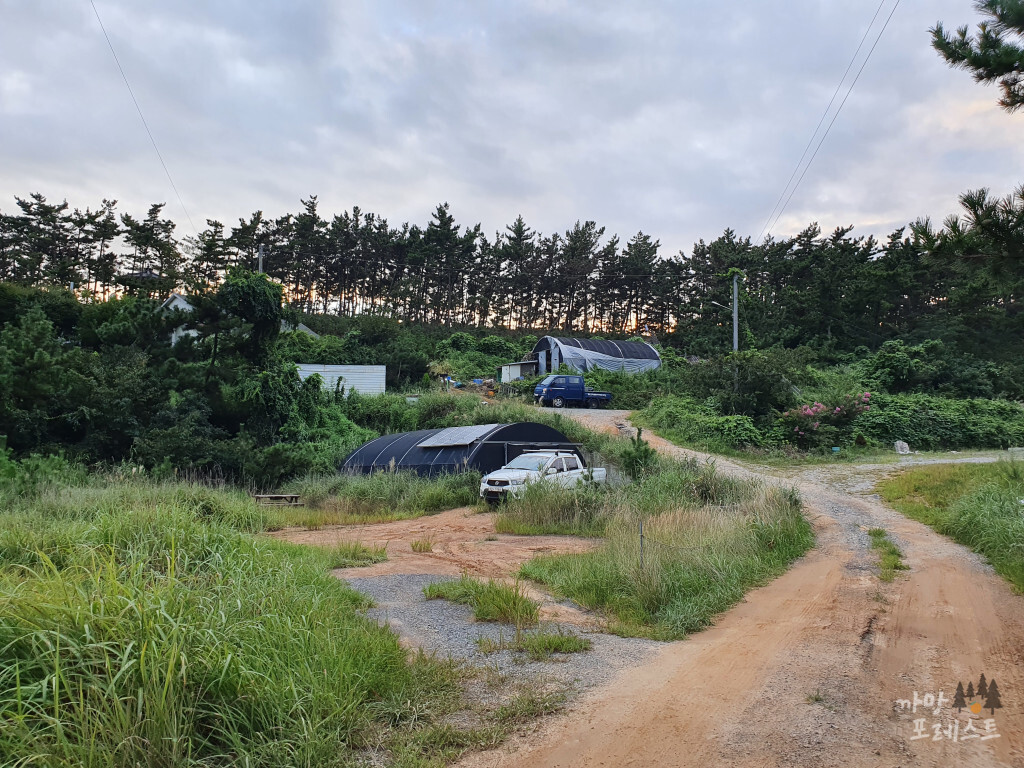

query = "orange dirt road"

[
  {"left": 457, "top": 409, "right": 1024, "bottom": 768},
  {"left": 271, "top": 507, "right": 602, "bottom": 627}
]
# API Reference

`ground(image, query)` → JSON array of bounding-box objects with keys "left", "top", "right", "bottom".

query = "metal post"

[
  {"left": 258, "top": 244, "right": 264, "bottom": 273},
  {"left": 639, "top": 518, "right": 644, "bottom": 569}
]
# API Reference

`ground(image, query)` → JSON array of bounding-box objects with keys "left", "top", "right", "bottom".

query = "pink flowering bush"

[{"left": 776, "top": 392, "right": 871, "bottom": 449}]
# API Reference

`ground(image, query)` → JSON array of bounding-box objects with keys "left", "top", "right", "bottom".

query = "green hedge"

[
  {"left": 638, "top": 396, "right": 765, "bottom": 449},
  {"left": 851, "top": 394, "right": 1024, "bottom": 450}
]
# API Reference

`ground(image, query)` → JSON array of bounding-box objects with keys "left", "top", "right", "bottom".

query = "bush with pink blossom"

[{"left": 776, "top": 392, "right": 871, "bottom": 449}]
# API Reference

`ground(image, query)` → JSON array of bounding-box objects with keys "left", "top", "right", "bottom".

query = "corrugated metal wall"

[{"left": 296, "top": 364, "right": 387, "bottom": 395}]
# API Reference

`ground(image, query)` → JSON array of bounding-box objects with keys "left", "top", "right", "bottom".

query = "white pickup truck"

[{"left": 479, "top": 450, "right": 607, "bottom": 504}]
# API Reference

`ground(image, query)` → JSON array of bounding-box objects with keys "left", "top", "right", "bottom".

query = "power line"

[
  {"left": 764, "top": 0, "right": 902, "bottom": 240},
  {"left": 756, "top": 0, "right": 888, "bottom": 244},
  {"left": 89, "top": 0, "right": 198, "bottom": 235}
]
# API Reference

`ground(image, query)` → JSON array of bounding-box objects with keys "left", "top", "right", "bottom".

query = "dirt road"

[
  {"left": 271, "top": 507, "right": 603, "bottom": 626},
  {"left": 459, "top": 409, "right": 1024, "bottom": 768}
]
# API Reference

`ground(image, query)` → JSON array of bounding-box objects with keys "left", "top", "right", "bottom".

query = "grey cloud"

[{"left": 0, "top": 0, "right": 1016, "bottom": 256}]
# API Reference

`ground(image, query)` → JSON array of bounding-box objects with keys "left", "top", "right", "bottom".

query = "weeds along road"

[{"left": 461, "top": 409, "right": 1024, "bottom": 768}]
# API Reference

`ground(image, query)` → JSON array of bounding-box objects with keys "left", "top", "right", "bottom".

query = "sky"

[{"left": 1, "top": 0, "right": 1021, "bottom": 257}]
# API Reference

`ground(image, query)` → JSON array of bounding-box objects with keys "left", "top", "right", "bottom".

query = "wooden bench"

[{"left": 252, "top": 494, "right": 303, "bottom": 507}]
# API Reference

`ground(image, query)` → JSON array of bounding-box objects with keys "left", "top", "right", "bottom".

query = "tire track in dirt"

[
  {"left": 270, "top": 507, "right": 604, "bottom": 627},
  {"left": 457, "top": 409, "right": 1024, "bottom": 768}
]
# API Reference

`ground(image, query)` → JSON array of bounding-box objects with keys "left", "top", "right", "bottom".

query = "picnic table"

[{"left": 252, "top": 493, "right": 303, "bottom": 507}]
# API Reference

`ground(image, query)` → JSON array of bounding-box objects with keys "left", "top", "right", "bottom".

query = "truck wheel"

[
  {"left": 553, "top": 397, "right": 565, "bottom": 409},
  {"left": 588, "top": 399, "right": 600, "bottom": 409}
]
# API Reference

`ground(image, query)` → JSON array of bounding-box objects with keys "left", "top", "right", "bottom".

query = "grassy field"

[
  {"left": 878, "top": 460, "right": 1024, "bottom": 592},
  {"left": 501, "top": 449, "right": 813, "bottom": 640},
  {"left": 0, "top": 480, "right": 524, "bottom": 768}
]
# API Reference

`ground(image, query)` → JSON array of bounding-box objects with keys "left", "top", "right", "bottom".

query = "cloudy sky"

[{"left": 1, "top": 1, "right": 1020, "bottom": 256}]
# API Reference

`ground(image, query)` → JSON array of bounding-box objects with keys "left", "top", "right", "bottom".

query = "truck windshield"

[
  {"left": 504, "top": 454, "right": 550, "bottom": 471},
  {"left": 539, "top": 375, "right": 556, "bottom": 385}
]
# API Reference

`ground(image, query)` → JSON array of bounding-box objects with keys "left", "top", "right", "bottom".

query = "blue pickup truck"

[{"left": 534, "top": 375, "right": 613, "bottom": 409}]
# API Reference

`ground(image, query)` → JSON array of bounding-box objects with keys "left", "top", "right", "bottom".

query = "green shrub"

[
  {"left": 0, "top": 447, "right": 88, "bottom": 505},
  {"left": 852, "top": 394, "right": 1024, "bottom": 450},
  {"left": 639, "top": 396, "right": 764, "bottom": 450},
  {"left": 776, "top": 392, "right": 870, "bottom": 450},
  {"left": 620, "top": 428, "right": 660, "bottom": 480}
]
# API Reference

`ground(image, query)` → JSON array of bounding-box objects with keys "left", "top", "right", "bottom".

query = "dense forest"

[
  {"left": 1, "top": 183, "right": 1023, "bottom": 485},
  {"left": 1, "top": 186, "right": 1022, "bottom": 358}
]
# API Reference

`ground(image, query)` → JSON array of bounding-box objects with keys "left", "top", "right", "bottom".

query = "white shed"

[
  {"left": 296, "top": 364, "right": 386, "bottom": 395},
  {"left": 498, "top": 360, "right": 539, "bottom": 383}
]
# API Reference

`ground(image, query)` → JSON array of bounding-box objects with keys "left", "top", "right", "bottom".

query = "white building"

[{"left": 296, "top": 364, "right": 386, "bottom": 395}]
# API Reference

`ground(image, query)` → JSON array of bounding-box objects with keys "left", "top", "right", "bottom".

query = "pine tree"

[
  {"left": 978, "top": 673, "right": 989, "bottom": 699},
  {"left": 967, "top": 681, "right": 976, "bottom": 699},
  {"left": 953, "top": 681, "right": 967, "bottom": 712},
  {"left": 931, "top": 0, "right": 1024, "bottom": 112},
  {"left": 985, "top": 679, "right": 1002, "bottom": 714}
]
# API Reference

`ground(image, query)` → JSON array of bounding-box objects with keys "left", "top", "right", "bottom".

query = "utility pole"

[
  {"left": 258, "top": 244, "right": 264, "bottom": 274},
  {"left": 732, "top": 272, "right": 739, "bottom": 353}
]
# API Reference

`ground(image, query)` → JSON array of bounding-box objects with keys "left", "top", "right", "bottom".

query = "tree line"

[{"left": 1, "top": 186, "right": 1021, "bottom": 357}]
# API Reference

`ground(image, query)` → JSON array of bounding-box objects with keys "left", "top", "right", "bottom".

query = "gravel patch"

[{"left": 345, "top": 573, "right": 663, "bottom": 695}]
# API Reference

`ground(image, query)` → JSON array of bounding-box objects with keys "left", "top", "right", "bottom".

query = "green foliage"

[
  {"left": 686, "top": 349, "right": 806, "bottom": 418},
  {"left": 879, "top": 461, "right": 1024, "bottom": 592},
  {"left": 477, "top": 626, "right": 591, "bottom": 660},
  {"left": 497, "top": 449, "right": 751, "bottom": 539},
  {"left": 852, "top": 393, "right": 1024, "bottom": 450},
  {"left": 620, "top": 428, "right": 660, "bottom": 481},
  {"left": 639, "top": 396, "right": 765, "bottom": 450},
  {"left": 0, "top": 482, "right": 462, "bottom": 767},
  {"left": 867, "top": 528, "right": 910, "bottom": 582},
  {"left": 857, "top": 339, "right": 1008, "bottom": 398},
  {"left": 776, "top": 392, "right": 871, "bottom": 450},
  {"left": 519, "top": 464, "right": 812, "bottom": 638},
  {"left": 423, "top": 575, "right": 540, "bottom": 626},
  {"left": 931, "top": 1, "right": 1024, "bottom": 112},
  {"left": 318, "top": 540, "right": 389, "bottom": 568},
  {"left": 496, "top": 480, "right": 608, "bottom": 536},
  {"left": 280, "top": 470, "right": 480, "bottom": 524},
  {"left": 4, "top": 178, "right": 1024, "bottom": 478},
  {"left": 0, "top": 446, "right": 88, "bottom": 506}
]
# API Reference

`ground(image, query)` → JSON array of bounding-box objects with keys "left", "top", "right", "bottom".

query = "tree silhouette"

[
  {"left": 985, "top": 679, "right": 1002, "bottom": 714},
  {"left": 967, "top": 681, "right": 976, "bottom": 699},
  {"left": 978, "top": 673, "right": 988, "bottom": 699},
  {"left": 953, "top": 681, "right": 967, "bottom": 712}
]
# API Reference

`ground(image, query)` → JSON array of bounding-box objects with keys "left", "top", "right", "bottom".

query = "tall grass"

[
  {"left": 879, "top": 460, "right": 1024, "bottom": 592},
  {"left": 424, "top": 575, "right": 540, "bottom": 626},
  {"left": 497, "top": 454, "right": 747, "bottom": 537},
  {"left": 519, "top": 478, "right": 812, "bottom": 639},
  {"left": 0, "top": 482, "right": 462, "bottom": 767},
  {"left": 280, "top": 469, "right": 481, "bottom": 527}
]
